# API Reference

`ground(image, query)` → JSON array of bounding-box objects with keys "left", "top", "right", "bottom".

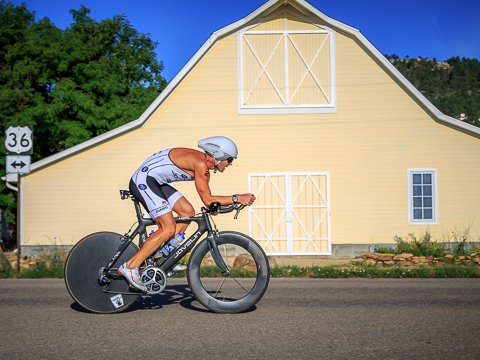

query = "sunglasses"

[{"left": 227, "top": 157, "right": 234, "bottom": 164}]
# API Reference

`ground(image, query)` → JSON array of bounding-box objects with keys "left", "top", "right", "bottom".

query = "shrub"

[
  {"left": 394, "top": 231, "right": 446, "bottom": 257},
  {"left": 447, "top": 227, "right": 479, "bottom": 256}
]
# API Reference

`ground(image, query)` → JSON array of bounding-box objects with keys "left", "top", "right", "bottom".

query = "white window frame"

[
  {"left": 237, "top": 19, "right": 336, "bottom": 115},
  {"left": 407, "top": 169, "right": 438, "bottom": 224}
]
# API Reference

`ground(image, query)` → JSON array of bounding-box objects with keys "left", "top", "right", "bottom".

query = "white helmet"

[{"left": 198, "top": 136, "right": 238, "bottom": 161}]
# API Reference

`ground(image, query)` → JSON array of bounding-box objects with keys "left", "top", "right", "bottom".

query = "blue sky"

[{"left": 10, "top": 0, "right": 480, "bottom": 81}]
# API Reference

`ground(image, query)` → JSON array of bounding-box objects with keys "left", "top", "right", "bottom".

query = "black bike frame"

[{"left": 101, "top": 195, "right": 229, "bottom": 280}]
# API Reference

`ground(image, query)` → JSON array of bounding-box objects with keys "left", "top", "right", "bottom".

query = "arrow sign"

[
  {"left": 6, "top": 155, "right": 31, "bottom": 174},
  {"left": 11, "top": 160, "right": 27, "bottom": 168}
]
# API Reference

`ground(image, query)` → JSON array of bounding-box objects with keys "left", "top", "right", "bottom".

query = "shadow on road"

[
  {"left": 131, "top": 284, "right": 212, "bottom": 313},
  {"left": 69, "top": 283, "right": 257, "bottom": 314}
]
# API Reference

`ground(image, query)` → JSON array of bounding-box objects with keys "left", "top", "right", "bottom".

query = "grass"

[
  {"left": 270, "top": 265, "right": 480, "bottom": 278},
  {"left": 2, "top": 262, "right": 479, "bottom": 279}
]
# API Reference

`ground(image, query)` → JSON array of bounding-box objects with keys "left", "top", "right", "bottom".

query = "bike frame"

[{"left": 100, "top": 193, "right": 229, "bottom": 284}]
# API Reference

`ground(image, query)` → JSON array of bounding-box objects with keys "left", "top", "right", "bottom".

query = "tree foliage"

[
  {"left": 387, "top": 54, "right": 480, "bottom": 127},
  {"left": 0, "top": 1, "right": 166, "bottom": 228}
]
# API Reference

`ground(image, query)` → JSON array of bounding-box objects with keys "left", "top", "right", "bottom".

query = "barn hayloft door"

[{"left": 249, "top": 173, "right": 331, "bottom": 255}]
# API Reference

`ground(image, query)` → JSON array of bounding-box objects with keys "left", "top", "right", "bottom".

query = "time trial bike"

[{"left": 64, "top": 190, "right": 270, "bottom": 314}]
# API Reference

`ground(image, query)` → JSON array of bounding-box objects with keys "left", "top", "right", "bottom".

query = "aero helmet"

[{"left": 198, "top": 136, "right": 238, "bottom": 161}]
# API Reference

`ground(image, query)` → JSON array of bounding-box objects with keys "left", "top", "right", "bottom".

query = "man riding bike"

[{"left": 118, "top": 136, "right": 256, "bottom": 291}]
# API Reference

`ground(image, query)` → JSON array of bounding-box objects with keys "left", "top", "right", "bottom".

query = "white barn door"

[{"left": 249, "top": 173, "right": 331, "bottom": 255}]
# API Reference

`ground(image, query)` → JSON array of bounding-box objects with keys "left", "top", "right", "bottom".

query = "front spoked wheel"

[{"left": 187, "top": 231, "right": 270, "bottom": 313}]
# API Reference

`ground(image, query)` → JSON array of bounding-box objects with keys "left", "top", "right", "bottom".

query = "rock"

[
  {"left": 400, "top": 253, "right": 414, "bottom": 259},
  {"left": 397, "top": 261, "right": 415, "bottom": 267},
  {"left": 200, "top": 257, "right": 215, "bottom": 266},
  {"left": 383, "top": 260, "right": 396, "bottom": 265},
  {"left": 377, "top": 255, "right": 394, "bottom": 261},
  {"left": 233, "top": 255, "right": 257, "bottom": 271},
  {"left": 367, "top": 253, "right": 379, "bottom": 260}
]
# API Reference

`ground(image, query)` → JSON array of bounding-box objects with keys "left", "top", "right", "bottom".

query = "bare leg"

[
  {"left": 171, "top": 197, "right": 195, "bottom": 235},
  {"left": 127, "top": 212, "right": 176, "bottom": 269}
]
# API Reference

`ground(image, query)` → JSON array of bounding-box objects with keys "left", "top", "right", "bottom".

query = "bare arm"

[{"left": 193, "top": 160, "right": 255, "bottom": 206}]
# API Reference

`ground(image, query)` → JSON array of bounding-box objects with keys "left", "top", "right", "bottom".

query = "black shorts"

[{"left": 129, "top": 177, "right": 183, "bottom": 218}]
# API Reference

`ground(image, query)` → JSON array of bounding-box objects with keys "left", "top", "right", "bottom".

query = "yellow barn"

[{"left": 9, "top": 0, "right": 480, "bottom": 262}]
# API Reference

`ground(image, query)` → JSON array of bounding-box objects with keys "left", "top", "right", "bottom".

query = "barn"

[{"left": 9, "top": 0, "right": 480, "bottom": 262}]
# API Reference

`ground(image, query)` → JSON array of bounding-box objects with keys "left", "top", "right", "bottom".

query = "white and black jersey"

[{"left": 129, "top": 149, "right": 193, "bottom": 219}]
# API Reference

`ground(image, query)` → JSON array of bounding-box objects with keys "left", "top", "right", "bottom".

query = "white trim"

[
  {"left": 407, "top": 168, "right": 438, "bottom": 225},
  {"left": 238, "top": 15, "right": 337, "bottom": 113},
  {"left": 239, "top": 105, "right": 337, "bottom": 115},
  {"left": 19, "top": 176, "right": 24, "bottom": 247},
  {"left": 244, "top": 30, "right": 332, "bottom": 34},
  {"left": 16, "top": 0, "right": 478, "bottom": 181}
]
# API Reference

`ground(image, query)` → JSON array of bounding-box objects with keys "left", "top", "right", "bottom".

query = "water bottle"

[{"left": 155, "top": 232, "right": 185, "bottom": 257}]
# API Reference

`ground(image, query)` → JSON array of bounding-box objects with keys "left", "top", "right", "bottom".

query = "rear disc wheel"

[{"left": 64, "top": 232, "right": 140, "bottom": 314}]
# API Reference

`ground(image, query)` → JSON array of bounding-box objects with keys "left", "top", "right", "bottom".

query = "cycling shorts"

[{"left": 129, "top": 177, "right": 183, "bottom": 219}]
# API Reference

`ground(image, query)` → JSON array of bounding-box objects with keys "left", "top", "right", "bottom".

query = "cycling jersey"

[{"left": 130, "top": 149, "right": 193, "bottom": 218}]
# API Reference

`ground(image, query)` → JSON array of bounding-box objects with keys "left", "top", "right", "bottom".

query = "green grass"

[
  {"left": 1, "top": 257, "right": 479, "bottom": 279},
  {"left": 271, "top": 264, "right": 480, "bottom": 278}
]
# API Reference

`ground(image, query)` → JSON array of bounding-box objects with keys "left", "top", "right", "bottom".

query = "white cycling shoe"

[{"left": 118, "top": 263, "right": 147, "bottom": 292}]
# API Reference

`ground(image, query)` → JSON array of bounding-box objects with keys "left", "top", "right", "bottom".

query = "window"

[
  {"left": 238, "top": 12, "right": 336, "bottom": 114},
  {"left": 408, "top": 169, "right": 437, "bottom": 224}
]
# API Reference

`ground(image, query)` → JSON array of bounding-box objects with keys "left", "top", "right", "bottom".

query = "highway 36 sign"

[
  {"left": 5, "top": 126, "right": 33, "bottom": 175},
  {"left": 5, "top": 126, "right": 33, "bottom": 154}
]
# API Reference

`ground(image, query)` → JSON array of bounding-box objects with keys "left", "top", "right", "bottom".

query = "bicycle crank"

[{"left": 141, "top": 266, "right": 167, "bottom": 294}]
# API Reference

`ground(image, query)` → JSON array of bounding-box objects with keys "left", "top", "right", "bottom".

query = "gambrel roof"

[{"left": 9, "top": 0, "right": 479, "bottom": 182}]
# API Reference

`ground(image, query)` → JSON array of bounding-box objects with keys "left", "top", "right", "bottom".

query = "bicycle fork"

[{"left": 205, "top": 230, "right": 230, "bottom": 275}]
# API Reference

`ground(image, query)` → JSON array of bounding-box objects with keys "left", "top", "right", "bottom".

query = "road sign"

[
  {"left": 5, "top": 126, "right": 33, "bottom": 155},
  {"left": 6, "top": 155, "right": 31, "bottom": 174}
]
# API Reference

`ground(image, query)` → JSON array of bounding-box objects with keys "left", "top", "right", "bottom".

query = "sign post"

[{"left": 4, "top": 126, "right": 33, "bottom": 272}]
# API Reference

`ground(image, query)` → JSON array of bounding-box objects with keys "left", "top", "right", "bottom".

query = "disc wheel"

[
  {"left": 187, "top": 231, "right": 270, "bottom": 313},
  {"left": 64, "top": 232, "right": 140, "bottom": 314}
]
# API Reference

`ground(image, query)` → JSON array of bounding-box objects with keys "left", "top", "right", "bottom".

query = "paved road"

[{"left": 0, "top": 278, "right": 479, "bottom": 359}]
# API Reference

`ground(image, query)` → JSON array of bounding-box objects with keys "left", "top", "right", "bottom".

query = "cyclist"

[{"left": 118, "top": 136, "right": 256, "bottom": 291}]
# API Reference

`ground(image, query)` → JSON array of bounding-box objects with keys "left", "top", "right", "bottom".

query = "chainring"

[{"left": 141, "top": 266, "right": 167, "bottom": 294}]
